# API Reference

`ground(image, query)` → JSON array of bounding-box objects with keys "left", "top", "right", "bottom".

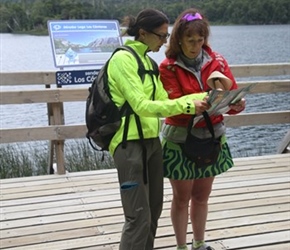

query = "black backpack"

[{"left": 85, "top": 45, "right": 159, "bottom": 152}]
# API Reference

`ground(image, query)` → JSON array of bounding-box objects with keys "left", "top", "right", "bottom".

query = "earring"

[{"left": 179, "top": 42, "right": 181, "bottom": 45}]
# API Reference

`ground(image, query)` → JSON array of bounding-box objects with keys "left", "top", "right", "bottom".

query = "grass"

[
  {"left": 64, "top": 140, "right": 116, "bottom": 172},
  {"left": 0, "top": 140, "right": 116, "bottom": 179}
]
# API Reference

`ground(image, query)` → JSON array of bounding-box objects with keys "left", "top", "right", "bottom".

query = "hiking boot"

[{"left": 192, "top": 245, "right": 215, "bottom": 250}]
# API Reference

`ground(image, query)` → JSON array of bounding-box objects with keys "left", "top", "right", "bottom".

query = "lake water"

[{"left": 1, "top": 25, "right": 290, "bottom": 157}]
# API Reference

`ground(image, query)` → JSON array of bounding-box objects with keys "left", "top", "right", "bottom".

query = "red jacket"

[{"left": 159, "top": 45, "right": 241, "bottom": 128}]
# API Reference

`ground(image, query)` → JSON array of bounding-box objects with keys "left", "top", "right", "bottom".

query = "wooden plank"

[
  {"left": 1, "top": 196, "right": 287, "bottom": 238},
  {"left": 1, "top": 194, "right": 288, "bottom": 229},
  {"left": 1, "top": 163, "right": 287, "bottom": 194},
  {"left": 202, "top": 212, "right": 289, "bottom": 232},
  {"left": 230, "top": 63, "right": 290, "bottom": 77},
  {"left": 0, "top": 88, "right": 87, "bottom": 104},
  {"left": 0, "top": 124, "right": 86, "bottom": 142},
  {"left": 0, "top": 155, "right": 289, "bottom": 250},
  {"left": 1, "top": 210, "right": 289, "bottom": 249},
  {"left": 1, "top": 80, "right": 289, "bottom": 105},
  {"left": 0, "top": 172, "right": 287, "bottom": 201},
  {"left": 6, "top": 161, "right": 288, "bottom": 191},
  {"left": 1, "top": 110, "right": 289, "bottom": 143},
  {"left": 232, "top": 159, "right": 290, "bottom": 168},
  {"left": 1, "top": 168, "right": 289, "bottom": 204},
  {"left": 1, "top": 187, "right": 288, "bottom": 229},
  {"left": 72, "top": 246, "right": 115, "bottom": 250},
  {"left": 1, "top": 211, "right": 288, "bottom": 250},
  {"left": 1, "top": 184, "right": 288, "bottom": 221},
  {"left": 1, "top": 188, "right": 288, "bottom": 221},
  {"left": 246, "top": 243, "right": 290, "bottom": 250},
  {"left": 1, "top": 153, "right": 287, "bottom": 188},
  {"left": 208, "top": 203, "right": 290, "bottom": 220},
  {"left": 156, "top": 220, "right": 290, "bottom": 239},
  {"left": 0, "top": 168, "right": 116, "bottom": 186},
  {"left": 223, "top": 110, "right": 290, "bottom": 127},
  {"left": 1, "top": 64, "right": 290, "bottom": 86},
  {"left": 1, "top": 80, "right": 290, "bottom": 105},
  {"left": 238, "top": 79, "right": 290, "bottom": 93},
  {"left": 220, "top": 231, "right": 290, "bottom": 249},
  {"left": 0, "top": 71, "right": 56, "bottom": 85},
  {"left": 1, "top": 177, "right": 288, "bottom": 209},
  {"left": 0, "top": 63, "right": 290, "bottom": 86},
  {"left": 212, "top": 177, "right": 289, "bottom": 190},
  {"left": 1, "top": 175, "right": 288, "bottom": 209},
  {"left": 0, "top": 233, "right": 122, "bottom": 250},
  {"left": 1, "top": 176, "right": 287, "bottom": 204},
  {"left": 0, "top": 175, "right": 118, "bottom": 193},
  {"left": 234, "top": 154, "right": 290, "bottom": 163},
  {"left": 0, "top": 227, "right": 102, "bottom": 248},
  {"left": 224, "top": 165, "right": 290, "bottom": 176},
  {"left": 0, "top": 217, "right": 117, "bottom": 239},
  {"left": 155, "top": 221, "right": 290, "bottom": 248}
]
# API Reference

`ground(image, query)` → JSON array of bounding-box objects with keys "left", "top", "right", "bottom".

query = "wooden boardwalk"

[{"left": 0, "top": 154, "right": 289, "bottom": 250}]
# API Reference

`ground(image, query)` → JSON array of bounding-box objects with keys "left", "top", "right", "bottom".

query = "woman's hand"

[
  {"left": 193, "top": 99, "right": 211, "bottom": 116},
  {"left": 229, "top": 98, "right": 246, "bottom": 112}
]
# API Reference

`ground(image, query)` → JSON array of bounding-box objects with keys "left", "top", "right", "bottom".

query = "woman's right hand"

[{"left": 193, "top": 100, "right": 210, "bottom": 115}]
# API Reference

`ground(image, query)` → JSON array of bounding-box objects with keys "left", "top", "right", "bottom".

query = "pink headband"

[{"left": 182, "top": 13, "right": 203, "bottom": 22}]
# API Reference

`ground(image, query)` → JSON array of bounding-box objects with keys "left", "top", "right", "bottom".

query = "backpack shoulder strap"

[
  {"left": 118, "top": 45, "right": 159, "bottom": 82},
  {"left": 116, "top": 46, "right": 149, "bottom": 184},
  {"left": 118, "top": 45, "right": 146, "bottom": 80},
  {"left": 148, "top": 56, "right": 159, "bottom": 77}
]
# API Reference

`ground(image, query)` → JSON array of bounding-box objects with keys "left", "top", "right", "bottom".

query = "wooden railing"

[{"left": 1, "top": 63, "right": 290, "bottom": 174}]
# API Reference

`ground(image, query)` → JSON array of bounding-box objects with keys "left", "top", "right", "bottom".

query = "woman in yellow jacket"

[{"left": 107, "top": 8, "right": 210, "bottom": 250}]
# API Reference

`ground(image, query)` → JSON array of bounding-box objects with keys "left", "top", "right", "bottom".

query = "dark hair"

[
  {"left": 122, "top": 8, "right": 169, "bottom": 39},
  {"left": 165, "top": 8, "right": 210, "bottom": 58}
]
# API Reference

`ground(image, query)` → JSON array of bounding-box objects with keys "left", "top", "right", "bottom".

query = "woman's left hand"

[{"left": 229, "top": 98, "right": 246, "bottom": 112}]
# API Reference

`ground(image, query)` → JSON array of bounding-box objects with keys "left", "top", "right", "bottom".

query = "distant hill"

[{"left": 0, "top": 0, "right": 289, "bottom": 34}]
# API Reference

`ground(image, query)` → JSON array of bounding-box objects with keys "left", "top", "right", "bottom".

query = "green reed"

[
  {"left": 0, "top": 140, "right": 116, "bottom": 179},
  {"left": 1, "top": 139, "right": 255, "bottom": 179}
]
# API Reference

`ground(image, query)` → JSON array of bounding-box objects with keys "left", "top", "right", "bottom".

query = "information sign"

[
  {"left": 56, "top": 69, "right": 99, "bottom": 86},
  {"left": 47, "top": 20, "right": 122, "bottom": 68}
]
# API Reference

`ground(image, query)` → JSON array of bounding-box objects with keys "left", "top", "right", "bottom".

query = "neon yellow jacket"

[{"left": 107, "top": 39, "right": 207, "bottom": 154}]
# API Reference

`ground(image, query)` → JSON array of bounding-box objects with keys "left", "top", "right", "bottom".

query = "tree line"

[{"left": 0, "top": 0, "right": 289, "bottom": 34}]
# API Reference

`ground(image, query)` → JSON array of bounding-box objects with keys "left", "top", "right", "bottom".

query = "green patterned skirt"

[{"left": 162, "top": 135, "right": 234, "bottom": 180}]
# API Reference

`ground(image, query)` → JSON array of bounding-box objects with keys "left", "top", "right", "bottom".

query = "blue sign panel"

[
  {"left": 47, "top": 20, "right": 123, "bottom": 68},
  {"left": 56, "top": 70, "right": 99, "bottom": 86}
]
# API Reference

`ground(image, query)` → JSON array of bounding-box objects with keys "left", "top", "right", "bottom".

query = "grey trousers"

[{"left": 113, "top": 138, "right": 164, "bottom": 250}]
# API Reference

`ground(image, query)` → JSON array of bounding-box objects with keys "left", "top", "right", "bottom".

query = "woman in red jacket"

[{"left": 159, "top": 8, "right": 246, "bottom": 250}]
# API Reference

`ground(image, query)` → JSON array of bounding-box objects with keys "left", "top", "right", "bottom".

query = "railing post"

[
  {"left": 46, "top": 91, "right": 54, "bottom": 174},
  {"left": 277, "top": 130, "right": 290, "bottom": 154},
  {"left": 46, "top": 84, "right": 66, "bottom": 175}
]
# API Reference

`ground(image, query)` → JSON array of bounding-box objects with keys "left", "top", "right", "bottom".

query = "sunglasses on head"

[{"left": 182, "top": 13, "right": 203, "bottom": 22}]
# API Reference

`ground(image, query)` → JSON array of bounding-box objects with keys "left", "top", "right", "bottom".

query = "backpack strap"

[
  {"left": 119, "top": 45, "right": 159, "bottom": 78},
  {"left": 147, "top": 57, "right": 159, "bottom": 101},
  {"left": 115, "top": 45, "right": 146, "bottom": 149},
  {"left": 134, "top": 114, "right": 148, "bottom": 184},
  {"left": 121, "top": 45, "right": 158, "bottom": 100}
]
